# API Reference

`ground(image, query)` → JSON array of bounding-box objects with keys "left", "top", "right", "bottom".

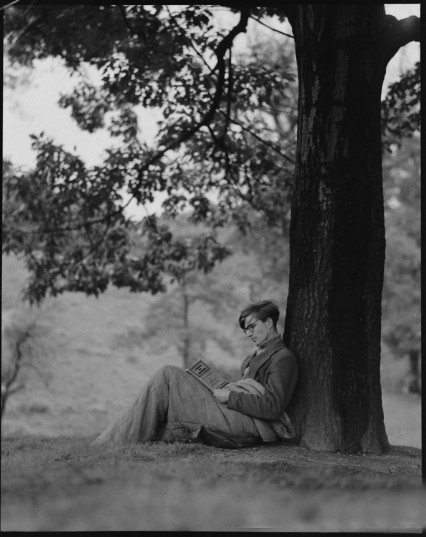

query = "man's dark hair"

[{"left": 239, "top": 300, "right": 280, "bottom": 330}]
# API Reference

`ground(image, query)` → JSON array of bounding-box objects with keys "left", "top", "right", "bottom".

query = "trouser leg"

[
  {"left": 93, "top": 365, "right": 261, "bottom": 447},
  {"left": 93, "top": 365, "right": 173, "bottom": 445},
  {"left": 156, "top": 366, "right": 261, "bottom": 447}
]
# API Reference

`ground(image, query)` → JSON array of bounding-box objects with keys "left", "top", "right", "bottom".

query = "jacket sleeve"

[{"left": 226, "top": 352, "right": 298, "bottom": 419}]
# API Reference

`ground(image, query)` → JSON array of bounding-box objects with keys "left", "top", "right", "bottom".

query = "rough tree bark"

[
  {"left": 283, "top": 5, "right": 419, "bottom": 453},
  {"left": 181, "top": 279, "right": 191, "bottom": 370}
]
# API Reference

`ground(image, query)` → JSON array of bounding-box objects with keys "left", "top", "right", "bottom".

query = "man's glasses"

[{"left": 244, "top": 320, "right": 258, "bottom": 334}]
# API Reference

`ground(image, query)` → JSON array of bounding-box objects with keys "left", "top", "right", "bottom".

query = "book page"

[{"left": 186, "top": 360, "right": 228, "bottom": 391}]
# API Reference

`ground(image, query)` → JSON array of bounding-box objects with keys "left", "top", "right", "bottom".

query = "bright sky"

[{"left": 3, "top": 4, "right": 420, "bottom": 216}]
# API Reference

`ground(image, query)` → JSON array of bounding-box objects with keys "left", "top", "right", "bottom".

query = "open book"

[{"left": 185, "top": 360, "right": 229, "bottom": 392}]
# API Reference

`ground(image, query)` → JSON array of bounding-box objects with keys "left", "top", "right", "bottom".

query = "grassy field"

[
  {"left": 1, "top": 254, "right": 423, "bottom": 531},
  {"left": 1, "top": 437, "right": 423, "bottom": 532}
]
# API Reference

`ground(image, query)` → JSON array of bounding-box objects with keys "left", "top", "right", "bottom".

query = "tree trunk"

[
  {"left": 284, "top": 5, "right": 391, "bottom": 453},
  {"left": 407, "top": 350, "right": 420, "bottom": 394},
  {"left": 181, "top": 280, "right": 191, "bottom": 370},
  {"left": 1, "top": 391, "right": 8, "bottom": 421}
]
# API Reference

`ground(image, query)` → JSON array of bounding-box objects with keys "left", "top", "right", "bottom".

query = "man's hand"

[{"left": 213, "top": 388, "right": 230, "bottom": 404}]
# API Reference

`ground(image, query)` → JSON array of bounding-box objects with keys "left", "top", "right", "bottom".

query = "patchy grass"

[{"left": 1, "top": 436, "right": 423, "bottom": 532}]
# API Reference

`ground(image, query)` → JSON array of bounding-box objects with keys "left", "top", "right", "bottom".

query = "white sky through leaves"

[{"left": 3, "top": 4, "right": 420, "bottom": 217}]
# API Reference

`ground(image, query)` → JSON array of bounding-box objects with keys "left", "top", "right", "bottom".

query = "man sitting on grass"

[{"left": 93, "top": 300, "right": 298, "bottom": 449}]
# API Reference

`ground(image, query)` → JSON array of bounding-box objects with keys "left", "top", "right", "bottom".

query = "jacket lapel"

[
  {"left": 247, "top": 339, "right": 287, "bottom": 379},
  {"left": 240, "top": 352, "right": 256, "bottom": 376}
]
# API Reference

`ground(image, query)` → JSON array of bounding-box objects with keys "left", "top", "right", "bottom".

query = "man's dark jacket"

[{"left": 226, "top": 336, "right": 298, "bottom": 420}]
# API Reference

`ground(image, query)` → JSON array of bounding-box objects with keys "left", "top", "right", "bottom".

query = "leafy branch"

[
  {"left": 129, "top": 8, "right": 251, "bottom": 201},
  {"left": 249, "top": 15, "right": 294, "bottom": 38}
]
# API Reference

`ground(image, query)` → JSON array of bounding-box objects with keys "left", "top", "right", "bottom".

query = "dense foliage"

[
  {"left": 3, "top": 4, "right": 420, "bottom": 372},
  {"left": 382, "top": 61, "right": 420, "bottom": 152},
  {"left": 3, "top": 5, "right": 297, "bottom": 303},
  {"left": 380, "top": 59, "right": 420, "bottom": 375},
  {"left": 382, "top": 136, "right": 420, "bottom": 376},
  {"left": 3, "top": 5, "right": 422, "bottom": 453}
]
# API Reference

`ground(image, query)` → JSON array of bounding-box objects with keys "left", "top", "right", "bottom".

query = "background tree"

[
  {"left": 3, "top": 5, "right": 420, "bottom": 453},
  {"left": 382, "top": 136, "right": 420, "bottom": 393},
  {"left": 1, "top": 309, "right": 50, "bottom": 421},
  {"left": 380, "top": 63, "right": 420, "bottom": 393},
  {"left": 120, "top": 218, "right": 242, "bottom": 370}
]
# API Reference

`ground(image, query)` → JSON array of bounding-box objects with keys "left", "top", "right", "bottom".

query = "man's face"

[{"left": 243, "top": 314, "right": 271, "bottom": 346}]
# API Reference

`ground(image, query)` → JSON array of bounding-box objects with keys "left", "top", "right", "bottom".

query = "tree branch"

[
  {"left": 217, "top": 109, "right": 295, "bottom": 166},
  {"left": 8, "top": 383, "right": 25, "bottom": 396},
  {"left": 249, "top": 15, "right": 294, "bottom": 38},
  {"left": 165, "top": 5, "right": 213, "bottom": 73},
  {"left": 0, "top": 0, "right": 21, "bottom": 11},
  {"left": 22, "top": 361, "right": 49, "bottom": 386},
  {"left": 207, "top": 124, "right": 233, "bottom": 186},
  {"left": 3, "top": 325, "right": 33, "bottom": 391},
  {"left": 223, "top": 48, "right": 233, "bottom": 140},
  {"left": 384, "top": 15, "right": 420, "bottom": 64},
  {"left": 117, "top": 5, "right": 150, "bottom": 49},
  {"left": 131, "top": 8, "right": 251, "bottom": 200},
  {"left": 117, "top": 5, "right": 173, "bottom": 59}
]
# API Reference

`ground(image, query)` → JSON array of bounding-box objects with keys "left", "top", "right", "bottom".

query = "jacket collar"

[
  {"left": 257, "top": 334, "right": 282, "bottom": 351},
  {"left": 240, "top": 336, "right": 286, "bottom": 377}
]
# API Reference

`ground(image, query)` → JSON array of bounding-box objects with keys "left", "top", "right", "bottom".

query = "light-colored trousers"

[{"left": 93, "top": 365, "right": 261, "bottom": 448}]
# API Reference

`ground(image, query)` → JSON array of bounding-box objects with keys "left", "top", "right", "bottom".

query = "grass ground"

[{"left": 1, "top": 437, "right": 423, "bottom": 532}]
